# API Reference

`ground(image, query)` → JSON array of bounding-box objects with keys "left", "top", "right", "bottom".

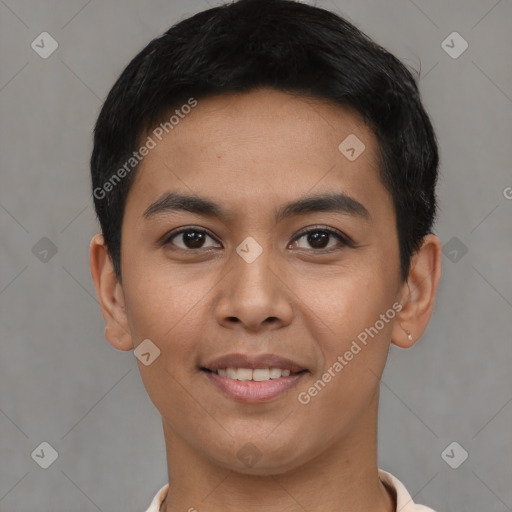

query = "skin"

[{"left": 89, "top": 88, "right": 442, "bottom": 512}]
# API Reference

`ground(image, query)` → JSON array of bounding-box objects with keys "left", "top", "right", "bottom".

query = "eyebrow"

[{"left": 142, "top": 191, "right": 371, "bottom": 223}]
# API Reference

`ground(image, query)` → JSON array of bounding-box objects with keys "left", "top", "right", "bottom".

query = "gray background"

[{"left": 1, "top": 0, "right": 511, "bottom": 511}]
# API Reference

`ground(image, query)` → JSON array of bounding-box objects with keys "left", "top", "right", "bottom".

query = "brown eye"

[
  {"left": 164, "top": 228, "right": 220, "bottom": 250},
  {"left": 292, "top": 227, "right": 353, "bottom": 251},
  {"left": 303, "top": 231, "right": 330, "bottom": 249}
]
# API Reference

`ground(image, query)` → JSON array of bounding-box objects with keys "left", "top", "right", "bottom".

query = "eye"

[
  {"left": 163, "top": 228, "right": 220, "bottom": 250},
  {"left": 162, "top": 225, "right": 354, "bottom": 252},
  {"left": 290, "top": 226, "right": 353, "bottom": 251}
]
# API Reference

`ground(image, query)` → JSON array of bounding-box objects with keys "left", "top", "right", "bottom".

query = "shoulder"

[
  {"left": 144, "top": 483, "right": 169, "bottom": 512},
  {"left": 145, "top": 474, "right": 437, "bottom": 512},
  {"left": 379, "top": 469, "right": 438, "bottom": 512}
]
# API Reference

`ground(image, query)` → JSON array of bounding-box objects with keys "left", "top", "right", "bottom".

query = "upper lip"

[{"left": 202, "top": 353, "right": 307, "bottom": 373}]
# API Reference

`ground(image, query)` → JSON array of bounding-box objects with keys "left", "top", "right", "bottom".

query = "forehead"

[{"left": 125, "top": 88, "right": 391, "bottom": 222}]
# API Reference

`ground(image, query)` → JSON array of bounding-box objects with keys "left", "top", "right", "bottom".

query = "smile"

[
  {"left": 210, "top": 367, "right": 302, "bottom": 380},
  {"left": 201, "top": 368, "right": 308, "bottom": 403}
]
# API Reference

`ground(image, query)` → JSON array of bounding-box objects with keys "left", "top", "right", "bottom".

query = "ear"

[
  {"left": 391, "top": 233, "right": 442, "bottom": 348},
  {"left": 89, "top": 233, "right": 134, "bottom": 351}
]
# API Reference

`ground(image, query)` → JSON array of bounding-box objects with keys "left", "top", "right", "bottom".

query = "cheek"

[
  {"left": 121, "top": 268, "right": 217, "bottom": 424},
  {"left": 301, "top": 261, "right": 394, "bottom": 342},
  {"left": 295, "top": 314, "right": 391, "bottom": 442},
  {"left": 121, "top": 250, "right": 212, "bottom": 345},
  {"left": 295, "top": 268, "right": 394, "bottom": 407}
]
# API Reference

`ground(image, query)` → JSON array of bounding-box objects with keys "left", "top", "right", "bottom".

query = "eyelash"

[{"left": 162, "top": 225, "right": 355, "bottom": 252}]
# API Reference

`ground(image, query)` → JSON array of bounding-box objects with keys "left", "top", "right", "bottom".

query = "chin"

[{"left": 209, "top": 441, "right": 311, "bottom": 476}]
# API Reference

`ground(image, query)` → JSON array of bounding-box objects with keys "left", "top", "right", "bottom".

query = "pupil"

[
  {"left": 184, "top": 231, "right": 205, "bottom": 248},
  {"left": 308, "top": 231, "right": 328, "bottom": 248}
]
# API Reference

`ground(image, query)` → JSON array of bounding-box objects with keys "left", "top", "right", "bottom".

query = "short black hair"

[{"left": 91, "top": 0, "right": 439, "bottom": 283}]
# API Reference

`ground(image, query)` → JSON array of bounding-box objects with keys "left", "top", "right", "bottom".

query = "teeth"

[
  {"left": 269, "top": 368, "right": 282, "bottom": 379},
  {"left": 214, "top": 367, "right": 293, "bottom": 381},
  {"left": 253, "top": 368, "right": 270, "bottom": 381},
  {"left": 237, "top": 368, "right": 253, "bottom": 381},
  {"left": 226, "top": 368, "right": 237, "bottom": 379}
]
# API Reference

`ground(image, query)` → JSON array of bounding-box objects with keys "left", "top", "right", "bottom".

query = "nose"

[{"left": 214, "top": 239, "right": 294, "bottom": 332}]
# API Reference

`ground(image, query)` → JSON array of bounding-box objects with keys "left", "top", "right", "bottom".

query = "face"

[{"left": 114, "top": 88, "right": 406, "bottom": 473}]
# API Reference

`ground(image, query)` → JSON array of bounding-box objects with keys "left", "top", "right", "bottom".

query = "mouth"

[
  {"left": 199, "top": 352, "right": 309, "bottom": 403},
  {"left": 201, "top": 368, "right": 308, "bottom": 403},
  {"left": 201, "top": 367, "right": 307, "bottom": 381}
]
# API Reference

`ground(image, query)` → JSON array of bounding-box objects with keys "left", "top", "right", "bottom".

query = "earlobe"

[
  {"left": 89, "top": 234, "right": 134, "bottom": 351},
  {"left": 391, "top": 234, "right": 442, "bottom": 349}
]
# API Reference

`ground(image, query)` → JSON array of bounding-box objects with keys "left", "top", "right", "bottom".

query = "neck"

[{"left": 160, "top": 391, "right": 394, "bottom": 512}]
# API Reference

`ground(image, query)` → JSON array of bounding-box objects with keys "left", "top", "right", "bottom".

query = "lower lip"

[{"left": 202, "top": 370, "right": 306, "bottom": 403}]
